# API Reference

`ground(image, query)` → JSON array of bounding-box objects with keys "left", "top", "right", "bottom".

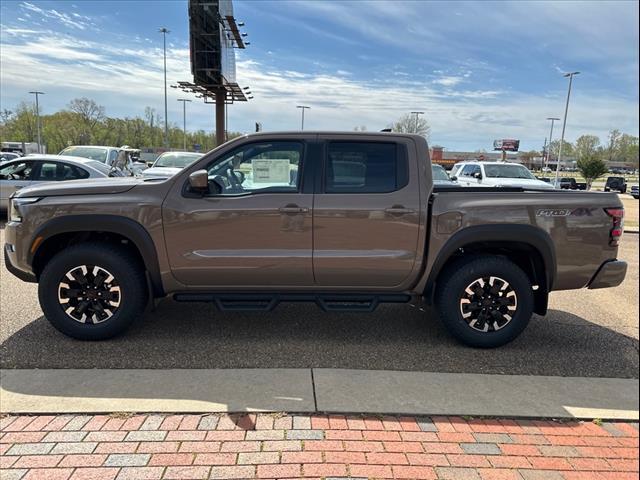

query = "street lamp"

[
  {"left": 555, "top": 71, "right": 580, "bottom": 184},
  {"left": 159, "top": 27, "right": 170, "bottom": 148},
  {"left": 296, "top": 105, "right": 310, "bottom": 131},
  {"left": 410, "top": 111, "right": 424, "bottom": 134},
  {"left": 28, "top": 91, "right": 44, "bottom": 153},
  {"left": 545, "top": 117, "right": 560, "bottom": 171},
  {"left": 177, "top": 99, "right": 192, "bottom": 150}
]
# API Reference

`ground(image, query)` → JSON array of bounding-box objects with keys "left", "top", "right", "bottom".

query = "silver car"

[
  {"left": 0, "top": 154, "right": 117, "bottom": 210},
  {"left": 141, "top": 151, "right": 203, "bottom": 179}
]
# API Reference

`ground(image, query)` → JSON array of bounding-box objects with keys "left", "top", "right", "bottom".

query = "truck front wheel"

[
  {"left": 435, "top": 256, "right": 534, "bottom": 348},
  {"left": 39, "top": 242, "right": 147, "bottom": 340}
]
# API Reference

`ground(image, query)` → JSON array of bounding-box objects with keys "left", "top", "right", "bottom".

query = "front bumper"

[
  {"left": 587, "top": 260, "right": 627, "bottom": 289},
  {"left": 3, "top": 220, "right": 37, "bottom": 283},
  {"left": 4, "top": 244, "right": 36, "bottom": 282}
]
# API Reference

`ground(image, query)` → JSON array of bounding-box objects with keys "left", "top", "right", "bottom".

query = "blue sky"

[{"left": 1, "top": 0, "right": 638, "bottom": 151}]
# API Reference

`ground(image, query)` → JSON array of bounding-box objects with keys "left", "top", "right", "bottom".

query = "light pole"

[
  {"left": 545, "top": 117, "right": 560, "bottom": 171},
  {"left": 159, "top": 27, "right": 170, "bottom": 148},
  {"left": 410, "top": 111, "right": 424, "bottom": 134},
  {"left": 296, "top": 105, "right": 310, "bottom": 130},
  {"left": 28, "top": 91, "right": 44, "bottom": 153},
  {"left": 555, "top": 72, "right": 580, "bottom": 184},
  {"left": 177, "top": 99, "right": 192, "bottom": 150}
]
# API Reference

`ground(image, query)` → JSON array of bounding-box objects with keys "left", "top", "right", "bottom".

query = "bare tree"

[
  {"left": 68, "top": 97, "right": 106, "bottom": 139},
  {"left": 389, "top": 113, "right": 431, "bottom": 138}
]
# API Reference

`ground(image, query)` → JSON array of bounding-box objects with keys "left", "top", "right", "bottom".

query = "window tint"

[
  {"left": 108, "top": 150, "right": 119, "bottom": 165},
  {"left": 0, "top": 161, "right": 34, "bottom": 180},
  {"left": 34, "top": 162, "right": 90, "bottom": 181},
  {"left": 461, "top": 165, "right": 480, "bottom": 176},
  {"left": 325, "top": 142, "right": 405, "bottom": 193},
  {"left": 205, "top": 141, "right": 303, "bottom": 196}
]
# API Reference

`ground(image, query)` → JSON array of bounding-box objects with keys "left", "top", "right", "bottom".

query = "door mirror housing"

[
  {"left": 188, "top": 169, "right": 209, "bottom": 193},
  {"left": 450, "top": 175, "right": 457, "bottom": 182},
  {"left": 474, "top": 172, "right": 483, "bottom": 180}
]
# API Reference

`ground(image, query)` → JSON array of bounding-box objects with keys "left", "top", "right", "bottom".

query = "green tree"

[
  {"left": 618, "top": 133, "right": 639, "bottom": 167},
  {"left": 573, "top": 135, "right": 601, "bottom": 161},
  {"left": 577, "top": 154, "right": 608, "bottom": 190}
]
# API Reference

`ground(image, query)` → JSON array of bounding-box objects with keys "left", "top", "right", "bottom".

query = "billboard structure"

[
  {"left": 174, "top": 0, "right": 250, "bottom": 145},
  {"left": 493, "top": 139, "right": 520, "bottom": 152}
]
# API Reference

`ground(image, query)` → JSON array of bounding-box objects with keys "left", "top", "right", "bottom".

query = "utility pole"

[
  {"left": 555, "top": 72, "right": 580, "bottom": 185},
  {"left": 296, "top": 105, "right": 310, "bottom": 130},
  {"left": 28, "top": 91, "right": 44, "bottom": 153},
  {"left": 177, "top": 99, "right": 192, "bottom": 150},
  {"left": 159, "top": 27, "right": 170, "bottom": 148},
  {"left": 410, "top": 111, "right": 424, "bottom": 134},
  {"left": 546, "top": 117, "right": 560, "bottom": 171}
]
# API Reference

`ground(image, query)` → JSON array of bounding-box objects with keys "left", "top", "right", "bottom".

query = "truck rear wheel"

[
  {"left": 435, "top": 256, "right": 534, "bottom": 348},
  {"left": 39, "top": 242, "right": 147, "bottom": 340}
]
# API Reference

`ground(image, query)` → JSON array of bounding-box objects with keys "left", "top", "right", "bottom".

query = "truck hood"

[
  {"left": 14, "top": 177, "right": 140, "bottom": 198},
  {"left": 491, "top": 178, "right": 555, "bottom": 189},
  {"left": 141, "top": 166, "right": 182, "bottom": 178}
]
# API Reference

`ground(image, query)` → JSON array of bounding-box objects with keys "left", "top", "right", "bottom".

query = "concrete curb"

[{"left": 1, "top": 368, "right": 638, "bottom": 420}]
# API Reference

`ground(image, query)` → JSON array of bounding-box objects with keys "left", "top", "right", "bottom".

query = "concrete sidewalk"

[{"left": 2, "top": 369, "right": 638, "bottom": 420}]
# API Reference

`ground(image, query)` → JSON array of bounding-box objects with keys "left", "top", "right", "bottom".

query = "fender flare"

[
  {"left": 29, "top": 215, "right": 164, "bottom": 296},
  {"left": 425, "top": 224, "right": 556, "bottom": 295}
]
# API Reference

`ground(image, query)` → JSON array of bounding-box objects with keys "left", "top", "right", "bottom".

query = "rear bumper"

[{"left": 587, "top": 260, "right": 627, "bottom": 289}]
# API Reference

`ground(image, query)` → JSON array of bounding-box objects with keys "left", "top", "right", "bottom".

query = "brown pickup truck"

[{"left": 4, "top": 132, "right": 627, "bottom": 347}]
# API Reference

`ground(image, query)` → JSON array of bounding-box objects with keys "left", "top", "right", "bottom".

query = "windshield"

[
  {"left": 154, "top": 152, "right": 202, "bottom": 168},
  {"left": 431, "top": 164, "right": 450, "bottom": 181},
  {"left": 60, "top": 146, "right": 109, "bottom": 162},
  {"left": 484, "top": 164, "right": 536, "bottom": 179}
]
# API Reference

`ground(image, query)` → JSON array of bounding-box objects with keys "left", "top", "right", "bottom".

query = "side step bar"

[{"left": 172, "top": 292, "right": 412, "bottom": 312}]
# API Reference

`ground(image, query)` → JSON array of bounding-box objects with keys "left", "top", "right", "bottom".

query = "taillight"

[{"left": 605, "top": 208, "right": 624, "bottom": 246}]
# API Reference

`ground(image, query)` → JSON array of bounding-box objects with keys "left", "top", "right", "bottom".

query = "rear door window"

[
  {"left": 324, "top": 142, "right": 407, "bottom": 193},
  {"left": 34, "top": 162, "right": 90, "bottom": 181}
]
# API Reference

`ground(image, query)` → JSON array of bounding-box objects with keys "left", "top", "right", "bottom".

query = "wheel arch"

[
  {"left": 424, "top": 224, "right": 556, "bottom": 315},
  {"left": 29, "top": 215, "right": 164, "bottom": 297}
]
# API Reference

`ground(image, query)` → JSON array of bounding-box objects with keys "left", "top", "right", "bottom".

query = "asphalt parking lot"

[{"left": 1, "top": 227, "right": 638, "bottom": 378}]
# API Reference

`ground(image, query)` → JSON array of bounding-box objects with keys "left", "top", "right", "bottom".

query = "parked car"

[
  {"left": 0, "top": 154, "right": 120, "bottom": 211},
  {"left": 141, "top": 151, "right": 203, "bottom": 179},
  {"left": 1, "top": 152, "right": 22, "bottom": 165},
  {"left": 4, "top": 132, "right": 627, "bottom": 348},
  {"left": 452, "top": 161, "right": 553, "bottom": 189},
  {"left": 630, "top": 185, "right": 639, "bottom": 199},
  {"left": 431, "top": 164, "right": 456, "bottom": 186},
  {"left": 604, "top": 176, "right": 627, "bottom": 194},
  {"left": 552, "top": 177, "right": 587, "bottom": 190},
  {"left": 59, "top": 145, "right": 147, "bottom": 176}
]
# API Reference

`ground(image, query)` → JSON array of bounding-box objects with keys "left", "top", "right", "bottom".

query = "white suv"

[{"left": 452, "top": 161, "right": 553, "bottom": 189}]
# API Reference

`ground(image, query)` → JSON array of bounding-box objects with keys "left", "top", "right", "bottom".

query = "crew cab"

[{"left": 4, "top": 132, "right": 627, "bottom": 348}]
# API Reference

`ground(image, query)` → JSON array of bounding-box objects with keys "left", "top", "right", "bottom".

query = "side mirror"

[
  {"left": 474, "top": 172, "right": 483, "bottom": 179},
  {"left": 188, "top": 169, "right": 209, "bottom": 194},
  {"left": 450, "top": 176, "right": 457, "bottom": 182},
  {"left": 147, "top": 161, "right": 154, "bottom": 167}
]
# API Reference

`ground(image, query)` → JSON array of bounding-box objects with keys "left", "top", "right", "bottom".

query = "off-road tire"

[
  {"left": 435, "top": 256, "right": 534, "bottom": 348},
  {"left": 39, "top": 242, "right": 147, "bottom": 340}
]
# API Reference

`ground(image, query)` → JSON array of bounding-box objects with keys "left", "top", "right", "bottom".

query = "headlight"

[{"left": 9, "top": 197, "right": 40, "bottom": 223}]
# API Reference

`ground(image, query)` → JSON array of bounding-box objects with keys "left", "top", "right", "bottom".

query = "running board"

[{"left": 172, "top": 292, "right": 411, "bottom": 313}]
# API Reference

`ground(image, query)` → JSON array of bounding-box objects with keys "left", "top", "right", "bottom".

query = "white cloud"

[
  {"left": 0, "top": 2, "right": 637, "bottom": 152},
  {"left": 432, "top": 76, "right": 464, "bottom": 87}
]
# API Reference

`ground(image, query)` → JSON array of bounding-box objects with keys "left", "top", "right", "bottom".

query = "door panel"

[
  {"left": 313, "top": 138, "right": 421, "bottom": 287},
  {"left": 162, "top": 140, "right": 313, "bottom": 287}
]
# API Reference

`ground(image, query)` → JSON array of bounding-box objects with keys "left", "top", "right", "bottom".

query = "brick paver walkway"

[{"left": 1, "top": 413, "right": 638, "bottom": 479}]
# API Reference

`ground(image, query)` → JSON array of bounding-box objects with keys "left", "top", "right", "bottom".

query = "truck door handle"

[
  {"left": 279, "top": 204, "right": 308, "bottom": 214},
  {"left": 385, "top": 206, "right": 415, "bottom": 215}
]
